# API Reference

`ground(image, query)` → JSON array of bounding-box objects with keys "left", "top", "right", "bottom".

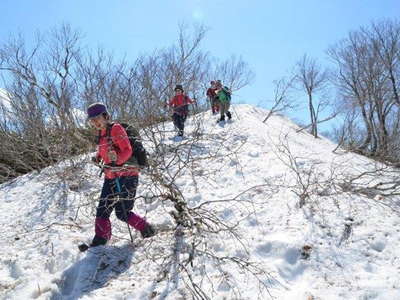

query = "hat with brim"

[{"left": 174, "top": 84, "right": 184, "bottom": 92}]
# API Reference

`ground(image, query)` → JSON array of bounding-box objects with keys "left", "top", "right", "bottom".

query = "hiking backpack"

[
  {"left": 101, "top": 123, "right": 148, "bottom": 167},
  {"left": 222, "top": 86, "right": 232, "bottom": 101}
]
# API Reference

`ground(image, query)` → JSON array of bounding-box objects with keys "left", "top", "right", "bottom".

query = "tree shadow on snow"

[
  {"left": 145, "top": 230, "right": 185, "bottom": 300},
  {"left": 51, "top": 243, "right": 135, "bottom": 300}
]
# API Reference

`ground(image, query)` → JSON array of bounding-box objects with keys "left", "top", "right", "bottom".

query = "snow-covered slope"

[{"left": 1, "top": 104, "right": 399, "bottom": 300}]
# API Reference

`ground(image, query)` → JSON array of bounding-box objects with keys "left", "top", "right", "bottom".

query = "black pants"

[
  {"left": 172, "top": 113, "right": 187, "bottom": 134},
  {"left": 96, "top": 176, "right": 138, "bottom": 222}
]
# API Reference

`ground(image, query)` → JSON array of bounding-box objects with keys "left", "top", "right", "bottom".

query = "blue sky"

[{"left": 1, "top": 0, "right": 399, "bottom": 130}]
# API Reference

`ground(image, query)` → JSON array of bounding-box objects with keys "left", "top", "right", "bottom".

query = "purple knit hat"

[{"left": 87, "top": 103, "right": 108, "bottom": 119}]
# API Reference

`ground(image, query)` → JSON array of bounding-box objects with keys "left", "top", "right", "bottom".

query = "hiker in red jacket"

[
  {"left": 206, "top": 81, "right": 219, "bottom": 115},
  {"left": 167, "top": 85, "right": 195, "bottom": 137},
  {"left": 86, "top": 103, "right": 155, "bottom": 249}
]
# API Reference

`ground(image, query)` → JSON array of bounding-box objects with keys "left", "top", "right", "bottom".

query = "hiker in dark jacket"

[
  {"left": 215, "top": 81, "right": 232, "bottom": 122},
  {"left": 206, "top": 81, "right": 219, "bottom": 115},
  {"left": 86, "top": 103, "right": 155, "bottom": 248},
  {"left": 167, "top": 85, "right": 195, "bottom": 137}
]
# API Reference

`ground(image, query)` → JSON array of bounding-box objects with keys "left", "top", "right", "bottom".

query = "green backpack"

[
  {"left": 223, "top": 87, "right": 232, "bottom": 101},
  {"left": 220, "top": 87, "right": 231, "bottom": 102}
]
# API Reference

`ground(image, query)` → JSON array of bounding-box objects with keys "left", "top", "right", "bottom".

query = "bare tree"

[
  {"left": 213, "top": 55, "right": 255, "bottom": 92},
  {"left": 328, "top": 19, "right": 400, "bottom": 160},
  {"left": 294, "top": 54, "right": 329, "bottom": 138},
  {"left": 370, "top": 19, "right": 400, "bottom": 106},
  {"left": 0, "top": 25, "right": 93, "bottom": 182},
  {"left": 327, "top": 32, "right": 375, "bottom": 151},
  {"left": 263, "top": 75, "right": 296, "bottom": 123}
]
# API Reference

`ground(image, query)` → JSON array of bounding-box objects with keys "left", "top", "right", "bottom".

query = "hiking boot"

[
  {"left": 178, "top": 130, "right": 184, "bottom": 137},
  {"left": 90, "top": 235, "right": 108, "bottom": 247},
  {"left": 141, "top": 224, "right": 156, "bottom": 238},
  {"left": 226, "top": 111, "right": 232, "bottom": 120},
  {"left": 219, "top": 115, "right": 225, "bottom": 122}
]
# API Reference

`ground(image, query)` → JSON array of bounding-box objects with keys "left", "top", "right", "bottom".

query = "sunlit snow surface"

[{"left": 1, "top": 104, "right": 399, "bottom": 300}]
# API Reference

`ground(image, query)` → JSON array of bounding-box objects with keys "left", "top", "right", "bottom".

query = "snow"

[{"left": 1, "top": 104, "right": 400, "bottom": 299}]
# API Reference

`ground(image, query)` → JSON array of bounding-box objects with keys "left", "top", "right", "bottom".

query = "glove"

[
  {"left": 108, "top": 150, "right": 118, "bottom": 162},
  {"left": 91, "top": 156, "right": 100, "bottom": 164}
]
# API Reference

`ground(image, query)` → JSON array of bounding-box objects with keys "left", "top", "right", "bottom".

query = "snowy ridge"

[{"left": 1, "top": 104, "right": 400, "bottom": 300}]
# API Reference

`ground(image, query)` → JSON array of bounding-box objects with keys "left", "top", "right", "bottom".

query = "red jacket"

[
  {"left": 97, "top": 123, "right": 139, "bottom": 179},
  {"left": 168, "top": 94, "right": 194, "bottom": 115},
  {"left": 206, "top": 88, "right": 217, "bottom": 98}
]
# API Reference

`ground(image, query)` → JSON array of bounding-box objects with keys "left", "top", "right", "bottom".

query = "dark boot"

[
  {"left": 92, "top": 217, "right": 111, "bottom": 247},
  {"left": 219, "top": 115, "right": 225, "bottom": 122},
  {"left": 90, "top": 235, "right": 108, "bottom": 247},
  {"left": 141, "top": 224, "right": 156, "bottom": 238},
  {"left": 226, "top": 111, "right": 232, "bottom": 120}
]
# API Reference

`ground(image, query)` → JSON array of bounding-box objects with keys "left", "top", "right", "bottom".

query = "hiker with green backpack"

[
  {"left": 84, "top": 103, "right": 155, "bottom": 250},
  {"left": 215, "top": 80, "right": 232, "bottom": 122}
]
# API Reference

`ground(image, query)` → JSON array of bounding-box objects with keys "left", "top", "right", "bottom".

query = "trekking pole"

[
  {"left": 112, "top": 162, "right": 134, "bottom": 243},
  {"left": 231, "top": 102, "right": 240, "bottom": 120}
]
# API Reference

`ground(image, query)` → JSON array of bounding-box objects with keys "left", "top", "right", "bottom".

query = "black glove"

[{"left": 91, "top": 156, "right": 100, "bottom": 164}]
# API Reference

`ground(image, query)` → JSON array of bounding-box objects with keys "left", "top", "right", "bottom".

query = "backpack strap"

[
  {"left": 96, "top": 123, "right": 114, "bottom": 145},
  {"left": 105, "top": 123, "right": 113, "bottom": 137}
]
